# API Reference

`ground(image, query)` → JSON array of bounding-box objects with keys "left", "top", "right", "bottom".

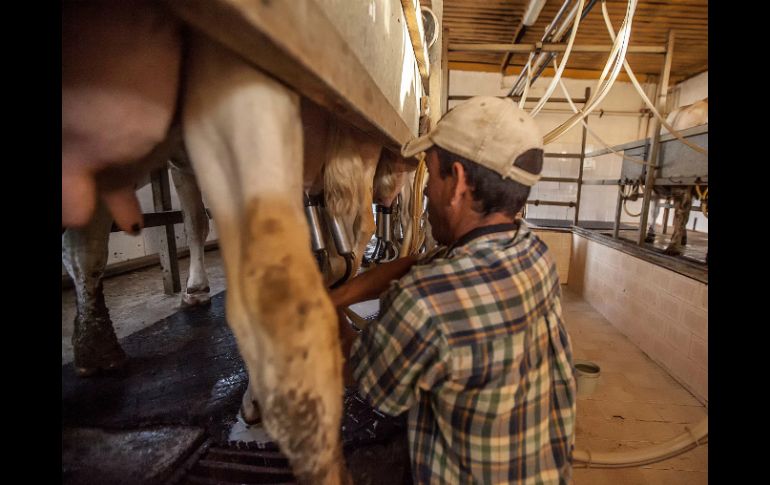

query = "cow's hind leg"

[
  {"left": 184, "top": 36, "right": 348, "bottom": 485},
  {"left": 169, "top": 155, "right": 211, "bottom": 306},
  {"left": 665, "top": 187, "right": 693, "bottom": 256},
  {"left": 645, "top": 197, "right": 660, "bottom": 243},
  {"left": 62, "top": 202, "right": 127, "bottom": 376}
]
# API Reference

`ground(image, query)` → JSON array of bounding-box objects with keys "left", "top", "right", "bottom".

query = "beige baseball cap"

[{"left": 402, "top": 96, "right": 544, "bottom": 186}]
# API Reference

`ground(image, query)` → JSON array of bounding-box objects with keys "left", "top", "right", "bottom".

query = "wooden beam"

[
  {"left": 450, "top": 43, "right": 667, "bottom": 54},
  {"left": 151, "top": 169, "right": 181, "bottom": 295},
  {"left": 447, "top": 61, "right": 653, "bottom": 82},
  {"left": 165, "top": 0, "right": 415, "bottom": 152}
]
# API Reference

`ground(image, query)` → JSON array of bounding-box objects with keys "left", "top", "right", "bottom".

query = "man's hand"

[
  {"left": 338, "top": 309, "right": 359, "bottom": 387},
  {"left": 333, "top": 256, "right": 419, "bottom": 387},
  {"left": 329, "top": 255, "right": 419, "bottom": 309}
]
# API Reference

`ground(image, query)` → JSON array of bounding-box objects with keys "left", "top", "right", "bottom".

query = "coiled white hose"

[{"left": 574, "top": 417, "right": 708, "bottom": 468}]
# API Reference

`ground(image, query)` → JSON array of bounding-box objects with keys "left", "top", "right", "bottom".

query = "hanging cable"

[
  {"left": 518, "top": 52, "right": 536, "bottom": 109},
  {"left": 530, "top": 0, "right": 586, "bottom": 116},
  {"left": 544, "top": 0, "right": 638, "bottom": 144},
  {"left": 555, "top": 59, "right": 650, "bottom": 166},
  {"left": 599, "top": 1, "right": 707, "bottom": 155}
]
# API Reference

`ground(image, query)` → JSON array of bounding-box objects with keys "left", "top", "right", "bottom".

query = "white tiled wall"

[{"left": 449, "top": 70, "right": 708, "bottom": 233}]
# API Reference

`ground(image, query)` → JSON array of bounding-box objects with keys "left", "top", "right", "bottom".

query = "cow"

[
  {"left": 61, "top": 135, "right": 212, "bottom": 377},
  {"left": 62, "top": 2, "right": 418, "bottom": 482},
  {"left": 644, "top": 98, "right": 708, "bottom": 255}
]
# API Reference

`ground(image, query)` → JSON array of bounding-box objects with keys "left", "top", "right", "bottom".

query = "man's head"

[{"left": 402, "top": 96, "right": 544, "bottom": 245}]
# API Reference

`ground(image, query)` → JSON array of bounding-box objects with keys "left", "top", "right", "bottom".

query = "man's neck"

[{"left": 449, "top": 212, "right": 516, "bottom": 246}]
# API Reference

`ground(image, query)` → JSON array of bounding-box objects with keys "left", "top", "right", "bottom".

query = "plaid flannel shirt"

[{"left": 350, "top": 221, "right": 576, "bottom": 484}]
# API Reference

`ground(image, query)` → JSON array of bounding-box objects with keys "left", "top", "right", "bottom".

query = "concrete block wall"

[
  {"left": 568, "top": 234, "right": 708, "bottom": 404},
  {"left": 532, "top": 229, "right": 572, "bottom": 284}
]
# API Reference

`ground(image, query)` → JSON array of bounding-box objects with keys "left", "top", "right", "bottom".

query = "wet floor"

[{"left": 62, "top": 290, "right": 409, "bottom": 484}]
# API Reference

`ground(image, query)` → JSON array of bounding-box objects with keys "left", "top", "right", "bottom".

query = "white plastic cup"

[{"left": 574, "top": 359, "right": 601, "bottom": 397}]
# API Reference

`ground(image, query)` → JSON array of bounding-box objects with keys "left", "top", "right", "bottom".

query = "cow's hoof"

[
  {"left": 73, "top": 317, "right": 128, "bottom": 378},
  {"left": 75, "top": 356, "right": 127, "bottom": 377},
  {"left": 663, "top": 246, "right": 682, "bottom": 256},
  {"left": 240, "top": 403, "right": 262, "bottom": 426},
  {"left": 182, "top": 287, "right": 211, "bottom": 307},
  {"left": 74, "top": 348, "right": 128, "bottom": 377}
]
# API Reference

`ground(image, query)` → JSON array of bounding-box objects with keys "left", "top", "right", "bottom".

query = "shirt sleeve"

[{"left": 349, "top": 282, "right": 443, "bottom": 416}]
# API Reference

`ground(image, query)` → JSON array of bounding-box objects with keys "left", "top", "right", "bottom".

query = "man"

[{"left": 331, "top": 96, "right": 576, "bottom": 484}]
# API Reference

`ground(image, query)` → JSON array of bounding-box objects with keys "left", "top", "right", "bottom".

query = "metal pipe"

[
  {"left": 372, "top": 204, "right": 397, "bottom": 263},
  {"left": 325, "top": 211, "right": 353, "bottom": 256},
  {"left": 638, "top": 31, "right": 675, "bottom": 246},
  {"left": 508, "top": 0, "right": 599, "bottom": 97},
  {"left": 371, "top": 238, "right": 383, "bottom": 261},
  {"left": 506, "top": 0, "right": 574, "bottom": 92},
  {"left": 314, "top": 249, "right": 329, "bottom": 272},
  {"left": 500, "top": 0, "right": 550, "bottom": 72},
  {"left": 613, "top": 186, "right": 623, "bottom": 239},
  {"left": 509, "top": 0, "right": 579, "bottom": 96},
  {"left": 574, "top": 87, "right": 590, "bottom": 225},
  {"left": 526, "top": 200, "right": 576, "bottom": 207},
  {"left": 303, "top": 193, "right": 326, "bottom": 253},
  {"left": 380, "top": 212, "right": 393, "bottom": 242},
  {"left": 454, "top": 43, "right": 666, "bottom": 54}
]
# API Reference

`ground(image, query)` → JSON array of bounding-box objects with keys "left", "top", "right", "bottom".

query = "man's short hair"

[{"left": 435, "top": 146, "right": 543, "bottom": 218}]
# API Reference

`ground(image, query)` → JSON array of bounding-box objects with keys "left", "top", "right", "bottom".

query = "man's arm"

[{"left": 329, "top": 255, "right": 419, "bottom": 308}]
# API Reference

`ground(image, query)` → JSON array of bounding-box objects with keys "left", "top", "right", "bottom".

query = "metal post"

[
  {"left": 574, "top": 86, "right": 590, "bottom": 226},
  {"left": 442, "top": 28, "right": 450, "bottom": 115},
  {"left": 428, "top": 0, "right": 444, "bottom": 128},
  {"left": 613, "top": 185, "right": 623, "bottom": 239},
  {"left": 151, "top": 168, "right": 181, "bottom": 295},
  {"left": 662, "top": 205, "right": 670, "bottom": 234},
  {"left": 637, "top": 30, "right": 675, "bottom": 246}
]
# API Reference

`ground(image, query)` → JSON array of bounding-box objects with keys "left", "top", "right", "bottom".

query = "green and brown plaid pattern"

[{"left": 351, "top": 222, "right": 576, "bottom": 484}]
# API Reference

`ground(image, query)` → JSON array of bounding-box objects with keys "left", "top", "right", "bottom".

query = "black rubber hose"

[{"left": 330, "top": 253, "right": 354, "bottom": 289}]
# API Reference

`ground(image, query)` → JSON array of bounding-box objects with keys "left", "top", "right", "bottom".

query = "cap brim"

[{"left": 401, "top": 134, "right": 434, "bottom": 158}]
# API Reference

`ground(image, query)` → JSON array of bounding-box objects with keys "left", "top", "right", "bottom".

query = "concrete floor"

[
  {"left": 563, "top": 289, "right": 708, "bottom": 484},
  {"left": 61, "top": 248, "right": 707, "bottom": 483}
]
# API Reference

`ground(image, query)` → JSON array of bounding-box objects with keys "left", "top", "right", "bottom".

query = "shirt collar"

[{"left": 445, "top": 220, "right": 530, "bottom": 255}]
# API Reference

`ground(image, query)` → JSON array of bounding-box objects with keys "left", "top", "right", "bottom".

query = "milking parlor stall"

[{"left": 62, "top": 1, "right": 708, "bottom": 484}]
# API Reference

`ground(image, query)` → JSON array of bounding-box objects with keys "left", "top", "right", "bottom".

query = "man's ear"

[{"left": 450, "top": 161, "right": 469, "bottom": 206}]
